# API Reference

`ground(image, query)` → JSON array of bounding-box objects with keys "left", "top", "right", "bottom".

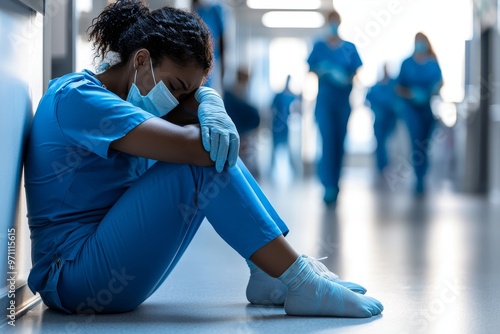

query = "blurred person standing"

[
  {"left": 270, "top": 75, "right": 301, "bottom": 175},
  {"left": 365, "top": 64, "right": 398, "bottom": 176},
  {"left": 192, "top": 0, "right": 225, "bottom": 94},
  {"left": 395, "top": 32, "right": 443, "bottom": 195},
  {"left": 224, "top": 67, "right": 261, "bottom": 177},
  {"left": 307, "top": 9, "right": 362, "bottom": 206}
]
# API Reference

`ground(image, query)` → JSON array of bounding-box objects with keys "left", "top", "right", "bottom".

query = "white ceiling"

[{"left": 224, "top": 0, "right": 334, "bottom": 38}]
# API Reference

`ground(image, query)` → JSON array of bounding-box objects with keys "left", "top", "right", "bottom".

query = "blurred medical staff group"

[{"left": 193, "top": 2, "right": 443, "bottom": 206}]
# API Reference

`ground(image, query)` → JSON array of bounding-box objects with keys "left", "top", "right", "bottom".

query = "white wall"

[
  {"left": 489, "top": 25, "right": 500, "bottom": 203},
  {"left": 0, "top": 0, "right": 43, "bottom": 323}
]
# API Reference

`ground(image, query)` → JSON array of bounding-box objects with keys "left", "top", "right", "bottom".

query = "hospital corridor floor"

[{"left": 9, "top": 165, "right": 500, "bottom": 334}]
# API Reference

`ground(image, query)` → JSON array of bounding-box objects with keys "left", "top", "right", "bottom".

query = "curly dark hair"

[{"left": 88, "top": 0, "right": 213, "bottom": 75}]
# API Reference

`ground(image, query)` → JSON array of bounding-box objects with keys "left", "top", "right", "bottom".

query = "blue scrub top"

[
  {"left": 397, "top": 56, "right": 442, "bottom": 106},
  {"left": 366, "top": 78, "right": 397, "bottom": 114},
  {"left": 223, "top": 90, "right": 260, "bottom": 136},
  {"left": 271, "top": 90, "right": 297, "bottom": 136},
  {"left": 24, "top": 70, "right": 154, "bottom": 293},
  {"left": 307, "top": 39, "right": 362, "bottom": 101}
]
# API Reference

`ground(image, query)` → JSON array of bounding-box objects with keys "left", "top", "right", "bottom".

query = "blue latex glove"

[
  {"left": 315, "top": 61, "right": 331, "bottom": 74},
  {"left": 313, "top": 61, "right": 332, "bottom": 78},
  {"left": 327, "top": 66, "right": 350, "bottom": 86},
  {"left": 314, "top": 62, "right": 349, "bottom": 86},
  {"left": 410, "top": 87, "right": 429, "bottom": 105},
  {"left": 195, "top": 86, "right": 240, "bottom": 172}
]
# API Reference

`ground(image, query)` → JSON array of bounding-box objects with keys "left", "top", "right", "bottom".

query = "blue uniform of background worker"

[
  {"left": 307, "top": 10, "right": 362, "bottom": 205},
  {"left": 223, "top": 67, "right": 261, "bottom": 177},
  {"left": 365, "top": 64, "right": 398, "bottom": 173},
  {"left": 193, "top": 0, "right": 225, "bottom": 94},
  {"left": 270, "top": 75, "right": 300, "bottom": 173},
  {"left": 396, "top": 32, "right": 443, "bottom": 195},
  {"left": 23, "top": 2, "right": 383, "bottom": 318}
]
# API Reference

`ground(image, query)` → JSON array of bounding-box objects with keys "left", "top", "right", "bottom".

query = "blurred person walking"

[
  {"left": 395, "top": 32, "right": 443, "bottom": 195},
  {"left": 270, "top": 75, "right": 301, "bottom": 175},
  {"left": 365, "top": 64, "right": 398, "bottom": 176},
  {"left": 224, "top": 67, "right": 261, "bottom": 177},
  {"left": 307, "top": 9, "right": 362, "bottom": 206}
]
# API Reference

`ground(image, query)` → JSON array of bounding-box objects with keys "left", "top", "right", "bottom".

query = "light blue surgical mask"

[
  {"left": 329, "top": 22, "right": 339, "bottom": 36},
  {"left": 414, "top": 41, "right": 428, "bottom": 54},
  {"left": 126, "top": 59, "right": 179, "bottom": 117}
]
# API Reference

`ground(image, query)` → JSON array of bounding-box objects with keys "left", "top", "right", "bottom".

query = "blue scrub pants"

[
  {"left": 372, "top": 107, "right": 396, "bottom": 172},
  {"left": 315, "top": 94, "right": 351, "bottom": 193},
  {"left": 51, "top": 159, "right": 288, "bottom": 314},
  {"left": 402, "top": 104, "right": 435, "bottom": 185}
]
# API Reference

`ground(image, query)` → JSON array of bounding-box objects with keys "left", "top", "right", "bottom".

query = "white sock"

[
  {"left": 278, "top": 256, "right": 383, "bottom": 317},
  {"left": 301, "top": 255, "right": 367, "bottom": 294},
  {"left": 246, "top": 260, "right": 287, "bottom": 305},
  {"left": 245, "top": 256, "right": 367, "bottom": 306}
]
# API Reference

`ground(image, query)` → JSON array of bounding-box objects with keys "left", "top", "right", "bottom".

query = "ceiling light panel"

[
  {"left": 247, "top": 0, "right": 321, "bottom": 10},
  {"left": 262, "top": 11, "right": 325, "bottom": 28}
]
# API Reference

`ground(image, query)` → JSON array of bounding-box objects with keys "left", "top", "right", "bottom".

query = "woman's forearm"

[{"left": 110, "top": 118, "right": 213, "bottom": 167}]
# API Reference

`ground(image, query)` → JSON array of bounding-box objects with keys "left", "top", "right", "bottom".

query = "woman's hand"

[{"left": 195, "top": 87, "right": 240, "bottom": 172}]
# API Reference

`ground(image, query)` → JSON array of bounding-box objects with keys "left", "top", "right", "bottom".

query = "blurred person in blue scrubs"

[
  {"left": 270, "top": 75, "right": 301, "bottom": 175},
  {"left": 365, "top": 64, "right": 398, "bottom": 175},
  {"left": 396, "top": 32, "right": 443, "bottom": 195},
  {"left": 224, "top": 67, "right": 260, "bottom": 136},
  {"left": 223, "top": 67, "right": 261, "bottom": 177},
  {"left": 192, "top": 0, "right": 226, "bottom": 94},
  {"left": 307, "top": 9, "right": 363, "bottom": 206},
  {"left": 23, "top": 1, "right": 382, "bottom": 318}
]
